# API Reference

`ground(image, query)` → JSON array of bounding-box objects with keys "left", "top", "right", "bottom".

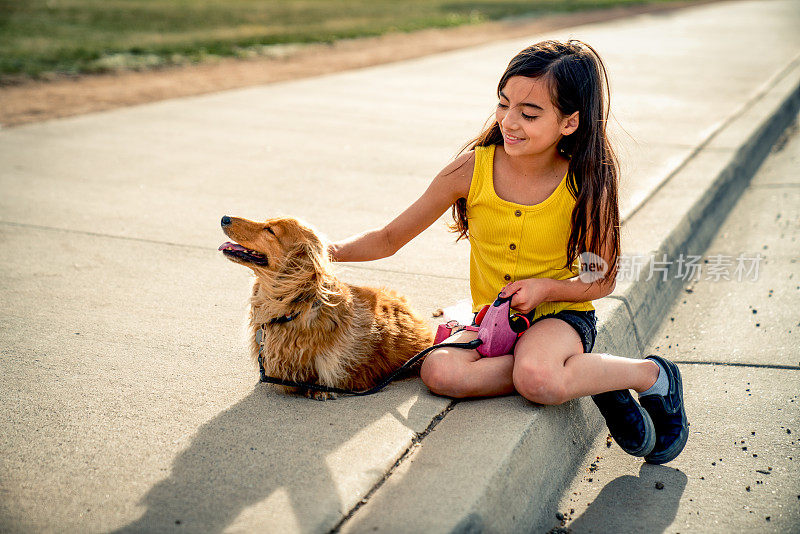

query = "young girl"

[{"left": 329, "top": 40, "right": 688, "bottom": 464}]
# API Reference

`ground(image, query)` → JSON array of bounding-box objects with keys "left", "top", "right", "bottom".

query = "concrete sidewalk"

[{"left": 1, "top": 1, "right": 799, "bottom": 532}]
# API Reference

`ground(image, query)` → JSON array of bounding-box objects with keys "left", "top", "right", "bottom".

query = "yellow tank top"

[{"left": 467, "top": 145, "right": 594, "bottom": 319}]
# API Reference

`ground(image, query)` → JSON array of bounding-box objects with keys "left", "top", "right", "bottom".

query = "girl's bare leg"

[
  {"left": 420, "top": 329, "right": 516, "bottom": 398},
  {"left": 512, "top": 318, "right": 659, "bottom": 405},
  {"left": 420, "top": 318, "right": 659, "bottom": 402}
]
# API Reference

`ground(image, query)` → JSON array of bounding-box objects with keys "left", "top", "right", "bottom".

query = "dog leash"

[
  {"left": 254, "top": 293, "right": 531, "bottom": 397},
  {"left": 256, "top": 338, "right": 482, "bottom": 396}
]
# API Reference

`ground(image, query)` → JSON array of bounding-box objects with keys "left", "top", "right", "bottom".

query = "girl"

[{"left": 329, "top": 40, "right": 687, "bottom": 464}]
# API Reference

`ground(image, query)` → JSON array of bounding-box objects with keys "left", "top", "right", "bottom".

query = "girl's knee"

[
  {"left": 512, "top": 360, "right": 567, "bottom": 405},
  {"left": 420, "top": 351, "right": 467, "bottom": 398}
]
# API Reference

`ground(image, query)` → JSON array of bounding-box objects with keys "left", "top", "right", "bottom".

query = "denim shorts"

[{"left": 530, "top": 309, "right": 597, "bottom": 353}]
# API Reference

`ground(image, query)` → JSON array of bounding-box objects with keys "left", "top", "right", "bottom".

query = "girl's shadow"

[
  {"left": 113, "top": 382, "right": 430, "bottom": 533},
  {"left": 565, "top": 463, "right": 687, "bottom": 533}
]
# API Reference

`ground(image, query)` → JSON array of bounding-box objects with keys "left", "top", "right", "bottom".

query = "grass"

[{"left": 0, "top": 0, "right": 685, "bottom": 80}]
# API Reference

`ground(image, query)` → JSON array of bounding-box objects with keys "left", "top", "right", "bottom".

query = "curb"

[{"left": 337, "top": 57, "right": 800, "bottom": 533}]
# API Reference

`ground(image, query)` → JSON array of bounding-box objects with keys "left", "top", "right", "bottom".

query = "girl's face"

[{"left": 495, "top": 75, "right": 578, "bottom": 158}]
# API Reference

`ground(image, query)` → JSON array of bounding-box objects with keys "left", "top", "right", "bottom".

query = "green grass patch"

[{"left": 0, "top": 0, "right": 684, "bottom": 79}]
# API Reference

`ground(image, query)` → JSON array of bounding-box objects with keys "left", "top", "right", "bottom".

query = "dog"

[{"left": 220, "top": 215, "right": 434, "bottom": 400}]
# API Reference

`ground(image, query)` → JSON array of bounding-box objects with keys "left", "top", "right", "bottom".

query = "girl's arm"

[{"left": 329, "top": 152, "right": 474, "bottom": 262}]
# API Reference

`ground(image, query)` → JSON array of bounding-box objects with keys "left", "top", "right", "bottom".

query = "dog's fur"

[{"left": 220, "top": 216, "right": 434, "bottom": 400}]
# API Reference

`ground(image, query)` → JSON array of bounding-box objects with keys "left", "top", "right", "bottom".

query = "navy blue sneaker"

[
  {"left": 591, "top": 389, "right": 655, "bottom": 457},
  {"left": 639, "top": 355, "right": 689, "bottom": 465}
]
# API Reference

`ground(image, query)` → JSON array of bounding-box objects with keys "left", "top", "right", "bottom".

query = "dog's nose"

[{"left": 221, "top": 215, "right": 232, "bottom": 227}]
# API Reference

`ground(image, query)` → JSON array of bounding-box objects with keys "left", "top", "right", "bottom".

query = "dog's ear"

[
  {"left": 301, "top": 239, "right": 328, "bottom": 276},
  {"left": 280, "top": 239, "right": 325, "bottom": 277},
  {"left": 274, "top": 236, "right": 343, "bottom": 307}
]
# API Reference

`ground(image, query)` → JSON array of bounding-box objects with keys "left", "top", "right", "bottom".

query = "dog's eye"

[{"left": 266, "top": 227, "right": 275, "bottom": 236}]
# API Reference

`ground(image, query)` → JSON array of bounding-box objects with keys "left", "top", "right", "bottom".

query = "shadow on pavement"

[
  {"left": 113, "top": 383, "right": 429, "bottom": 533},
  {"left": 566, "top": 463, "right": 687, "bottom": 533}
]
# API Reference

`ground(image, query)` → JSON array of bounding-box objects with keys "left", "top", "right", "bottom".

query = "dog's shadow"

[{"left": 114, "top": 381, "right": 433, "bottom": 533}]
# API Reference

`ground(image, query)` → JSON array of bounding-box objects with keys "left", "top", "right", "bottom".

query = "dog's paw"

[{"left": 306, "top": 389, "right": 337, "bottom": 401}]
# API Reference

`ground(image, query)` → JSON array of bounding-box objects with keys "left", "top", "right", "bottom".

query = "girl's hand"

[{"left": 500, "top": 278, "right": 552, "bottom": 314}]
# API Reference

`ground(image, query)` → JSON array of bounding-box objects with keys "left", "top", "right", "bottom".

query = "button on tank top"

[{"left": 467, "top": 145, "right": 594, "bottom": 318}]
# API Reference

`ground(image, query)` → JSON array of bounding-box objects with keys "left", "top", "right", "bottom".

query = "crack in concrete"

[
  {"left": 0, "top": 220, "right": 208, "bottom": 251},
  {"left": 337, "top": 262, "right": 470, "bottom": 281},
  {"left": 671, "top": 360, "right": 800, "bottom": 371},
  {"left": 0, "top": 219, "right": 471, "bottom": 282},
  {"left": 329, "top": 401, "right": 458, "bottom": 533}
]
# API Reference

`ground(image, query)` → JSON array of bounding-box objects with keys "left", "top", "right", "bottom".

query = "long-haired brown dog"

[{"left": 220, "top": 215, "right": 433, "bottom": 400}]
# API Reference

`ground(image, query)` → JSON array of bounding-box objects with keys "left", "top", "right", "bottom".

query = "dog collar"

[
  {"left": 260, "top": 297, "right": 324, "bottom": 328},
  {"left": 265, "top": 312, "right": 300, "bottom": 325}
]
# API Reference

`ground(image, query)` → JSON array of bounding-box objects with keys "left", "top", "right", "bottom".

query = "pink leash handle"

[{"left": 476, "top": 294, "right": 521, "bottom": 357}]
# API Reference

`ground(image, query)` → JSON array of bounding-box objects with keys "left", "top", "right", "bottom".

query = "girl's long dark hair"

[{"left": 451, "top": 40, "right": 620, "bottom": 281}]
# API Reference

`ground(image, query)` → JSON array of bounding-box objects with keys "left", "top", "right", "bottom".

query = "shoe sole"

[
  {"left": 627, "top": 402, "right": 656, "bottom": 457},
  {"left": 644, "top": 357, "right": 689, "bottom": 465}
]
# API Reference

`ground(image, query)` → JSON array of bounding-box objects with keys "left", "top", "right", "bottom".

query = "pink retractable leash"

[
  {"left": 476, "top": 293, "right": 532, "bottom": 356},
  {"left": 434, "top": 293, "right": 532, "bottom": 357}
]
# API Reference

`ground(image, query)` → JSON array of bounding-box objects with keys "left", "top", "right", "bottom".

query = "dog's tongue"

[{"left": 219, "top": 241, "right": 246, "bottom": 252}]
